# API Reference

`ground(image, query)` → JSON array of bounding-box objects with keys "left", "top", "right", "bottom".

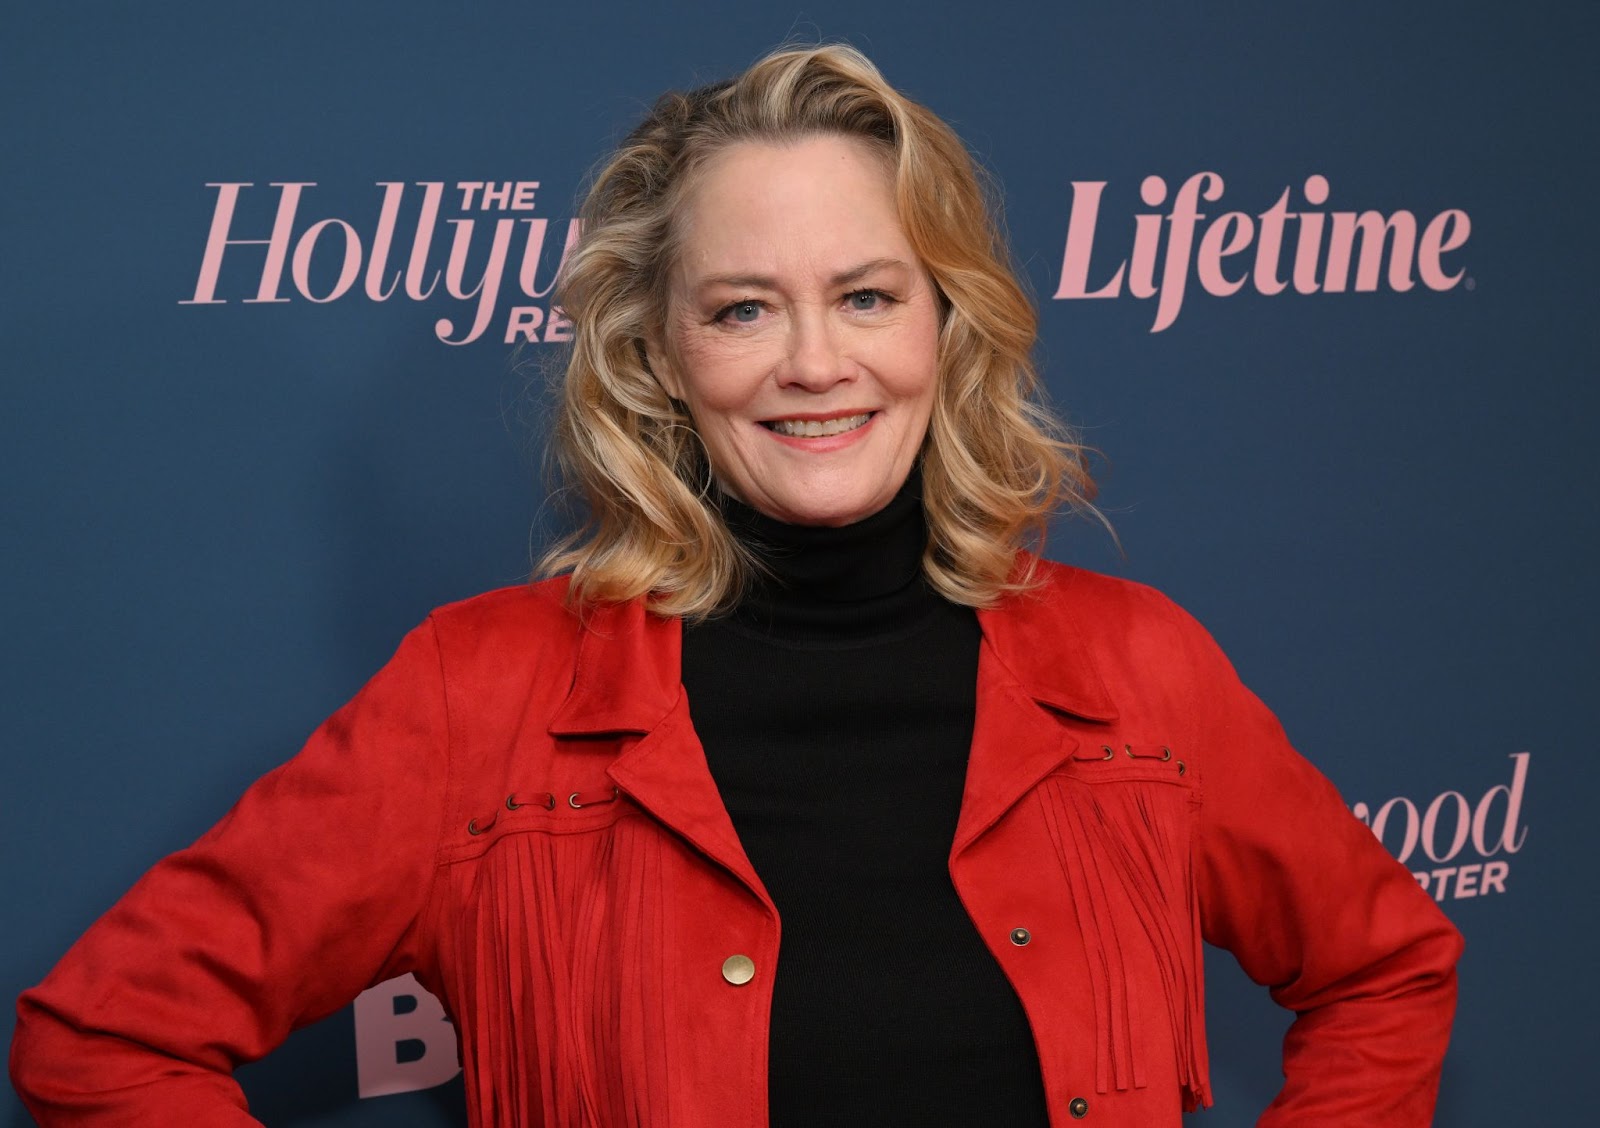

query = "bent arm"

[
  {"left": 1177, "top": 609, "right": 1462, "bottom": 1126},
  {"left": 10, "top": 618, "right": 451, "bottom": 1123}
]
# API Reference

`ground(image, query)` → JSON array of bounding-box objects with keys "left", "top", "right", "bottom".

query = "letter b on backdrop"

[{"left": 352, "top": 974, "right": 461, "bottom": 1096}]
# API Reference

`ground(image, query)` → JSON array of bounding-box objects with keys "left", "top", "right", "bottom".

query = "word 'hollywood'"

[
  {"left": 1351, "top": 753, "right": 1529, "bottom": 903},
  {"left": 1055, "top": 173, "right": 1472, "bottom": 331},
  {"left": 182, "top": 181, "right": 579, "bottom": 345}
]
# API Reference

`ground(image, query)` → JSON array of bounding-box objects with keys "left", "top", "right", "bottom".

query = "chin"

[{"left": 771, "top": 492, "right": 888, "bottom": 528}]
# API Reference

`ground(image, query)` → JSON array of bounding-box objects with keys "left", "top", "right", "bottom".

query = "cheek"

[
  {"left": 877, "top": 313, "right": 942, "bottom": 403},
  {"left": 671, "top": 334, "right": 769, "bottom": 413}
]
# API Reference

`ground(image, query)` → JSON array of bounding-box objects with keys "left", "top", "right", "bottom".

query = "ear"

[{"left": 643, "top": 331, "right": 685, "bottom": 402}]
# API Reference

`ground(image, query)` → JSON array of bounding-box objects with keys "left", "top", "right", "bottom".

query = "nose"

[{"left": 779, "top": 307, "right": 853, "bottom": 391}]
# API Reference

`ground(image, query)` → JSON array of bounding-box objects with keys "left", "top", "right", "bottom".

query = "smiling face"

[{"left": 650, "top": 134, "right": 942, "bottom": 527}]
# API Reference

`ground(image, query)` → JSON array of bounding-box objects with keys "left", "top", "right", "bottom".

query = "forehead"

[{"left": 672, "top": 134, "right": 909, "bottom": 280}]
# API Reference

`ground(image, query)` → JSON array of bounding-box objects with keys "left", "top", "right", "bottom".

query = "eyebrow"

[{"left": 691, "top": 257, "right": 911, "bottom": 295}]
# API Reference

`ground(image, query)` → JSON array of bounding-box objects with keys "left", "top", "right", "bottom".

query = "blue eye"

[
  {"left": 727, "top": 301, "right": 761, "bottom": 323},
  {"left": 848, "top": 290, "right": 882, "bottom": 310}
]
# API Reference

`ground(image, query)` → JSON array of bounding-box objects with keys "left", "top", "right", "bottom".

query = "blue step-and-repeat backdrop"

[{"left": 4, "top": 2, "right": 1596, "bottom": 1124}]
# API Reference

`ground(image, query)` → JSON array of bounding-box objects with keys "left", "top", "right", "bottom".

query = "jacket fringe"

[
  {"left": 1037, "top": 775, "right": 1212, "bottom": 1111},
  {"left": 447, "top": 816, "right": 671, "bottom": 1126}
]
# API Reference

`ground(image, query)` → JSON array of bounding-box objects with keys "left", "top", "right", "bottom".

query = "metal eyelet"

[
  {"left": 506, "top": 792, "right": 556, "bottom": 811},
  {"left": 1126, "top": 743, "right": 1175, "bottom": 761},
  {"left": 568, "top": 786, "right": 620, "bottom": 810},
  {"left": 1099, "top": 745, "right": 1116, "bottom": 760},
  {"left": 467, "top": 814, "right": 496, "bottom": 835},
  {"left": 1176, "top": 760, "right": 1187, "bottom": 776}
]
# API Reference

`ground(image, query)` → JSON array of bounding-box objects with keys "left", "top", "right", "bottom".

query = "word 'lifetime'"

[{"left": 1055, "top": 172, "right": 1472, "bottom": 331}]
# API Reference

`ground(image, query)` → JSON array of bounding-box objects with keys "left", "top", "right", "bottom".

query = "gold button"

[
  {"left": 1069, "top": 1096, "right": 1089, "bottom": 1118},
  {"left": 721, "top": 954, "right": 756, "bottom": 986},
  {"left": 1010, "top": 927, "right": 1031, "bottom": 946}
]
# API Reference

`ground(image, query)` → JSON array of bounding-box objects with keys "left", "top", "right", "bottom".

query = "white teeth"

[{"left": 768, "top": 413, "right": 871, "bottom": 438}]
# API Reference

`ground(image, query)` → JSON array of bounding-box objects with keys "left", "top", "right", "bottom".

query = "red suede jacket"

[{"left": 11, "top": 561, "right": 1461, "bottom": 1126}]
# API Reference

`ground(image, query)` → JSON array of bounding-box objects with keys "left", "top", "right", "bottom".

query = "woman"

[{"left": 11, "top": 44, "right": 1459, "bottom": 1126}]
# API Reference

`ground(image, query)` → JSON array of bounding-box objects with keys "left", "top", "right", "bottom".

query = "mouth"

[{"left": 760, "top": 412, "right": 874, "bottom": 438}]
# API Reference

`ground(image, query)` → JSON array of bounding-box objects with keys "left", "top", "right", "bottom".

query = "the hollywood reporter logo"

[
  {"left": 181, "top": 181, "right": 579, "bottom": 346},
  {"left": 1351, "top": 752, "right": 1529, "bottom": 903},
  {"left": 1055, "top": 172, "right": 1472, "bottom": 331}
]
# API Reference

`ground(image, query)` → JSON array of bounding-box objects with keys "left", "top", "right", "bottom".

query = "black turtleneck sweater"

[{"left": 680, "top": 477, "right": 1051, "bottom": 1126}]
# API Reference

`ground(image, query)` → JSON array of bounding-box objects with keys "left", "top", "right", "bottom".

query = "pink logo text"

[
  {"left": 181, "top": 181, "right": 581, "bottom": 346},
  {"left": 1054, "top": 173, "right": 1471, "bottom": 332}
]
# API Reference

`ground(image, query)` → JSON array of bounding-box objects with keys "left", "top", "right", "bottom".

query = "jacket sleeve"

[
  {"left": 9, "top": 617, "right": 452, "bottom": 1124},
  {"left": 1174, "top": 604, "right": 1463, "bottom": 1127}
]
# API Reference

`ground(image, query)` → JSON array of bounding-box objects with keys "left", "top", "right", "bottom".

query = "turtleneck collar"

[{"left": 711, "top": 468, "right": 943, "bottom": 643}]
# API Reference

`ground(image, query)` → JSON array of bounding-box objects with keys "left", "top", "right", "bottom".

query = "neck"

[{"left": 715, "top": 470, "right": 938, "bottom": 641}]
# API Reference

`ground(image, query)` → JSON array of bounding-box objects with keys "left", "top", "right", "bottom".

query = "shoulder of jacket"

[
  {"left": 1010, "top": 558, "right": 1237, "bottom": 701},
  {"left": 425, "top": 575, "right": 575, "bottom": 629},
  {"left": 417, "top": 576, "right": 587, "bottom": 667},
  {"left": 1017, "top": 561, "right": 1244, "bottom": 772},
  {"left": 1024, "top": 557, "right": 1204, "bottom": 637}
]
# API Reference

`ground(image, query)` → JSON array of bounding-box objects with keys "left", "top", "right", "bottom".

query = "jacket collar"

[
  {"left": 547, "top": 598, "right": 774, "bottom": 905},
  {"left": 547, "top": 598, "right": 681, "bottom": 737},
  {"left": 952, "top": 567, "right": 1119, "bottom": 852},
  {"left": 974, "top": 562, "right": 1119, "bottom": 726},
  {"left": 548, "top": 562, "right": 1118, "bottom": 736},
  {"left": 545, "top": 562, "right": 1121, "bottom": 877}
]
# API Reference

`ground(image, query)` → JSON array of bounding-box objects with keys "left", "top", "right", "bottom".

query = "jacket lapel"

[
  {"left": 547, "top": 599, "right": 771, "bottom": 907},
  {"left": 954, "top": 575, "right": 1121, "bottom": 854},
  {"left": 547, "top": 563, "right": 1119, "bottom": 890}
]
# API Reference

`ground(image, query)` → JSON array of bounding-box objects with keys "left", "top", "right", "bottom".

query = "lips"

[{"left": 762, "top": 412, "right": 873, "bottom": 438}]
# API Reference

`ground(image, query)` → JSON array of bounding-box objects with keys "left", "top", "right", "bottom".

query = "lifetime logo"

[{"left": 1054, "top": 172, "right": 1472, "bottom": 332}]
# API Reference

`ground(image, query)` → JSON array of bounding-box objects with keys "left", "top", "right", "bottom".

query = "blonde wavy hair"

[{"left": 541, "top": 43, "right": 1097, "bottom": 617}]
